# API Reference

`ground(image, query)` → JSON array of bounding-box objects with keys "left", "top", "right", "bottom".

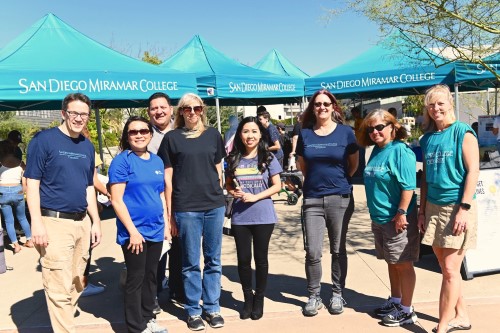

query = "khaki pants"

[{"left": 36, "top": 215, "right": 91, "bottom": 333}]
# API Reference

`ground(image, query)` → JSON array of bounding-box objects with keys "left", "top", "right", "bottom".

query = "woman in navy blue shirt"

[{"left": 296, "top": 90, "right": 358, "bottom": 317}]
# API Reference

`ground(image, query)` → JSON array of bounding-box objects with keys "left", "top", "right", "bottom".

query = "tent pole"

[
  {"left": 495, "top": 84, "right": 498, "bottom": 115},
  {"left": 95, "top": 108, "right": 104, "bottom": 162},
  {"left": 215, "top": 98, "right": 222, "bottom": 133},
  {"left": 454, "top": 83, "right": 460, "bottom": 120}
]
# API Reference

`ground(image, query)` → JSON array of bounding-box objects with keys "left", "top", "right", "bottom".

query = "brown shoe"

[{"left": 14, "top": 244, "right": 22, "bottom": 254}]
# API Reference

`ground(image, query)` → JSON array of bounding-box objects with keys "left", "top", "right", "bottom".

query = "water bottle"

[{"left": 0, "top": 228, "right": 7, "bottom": 274}]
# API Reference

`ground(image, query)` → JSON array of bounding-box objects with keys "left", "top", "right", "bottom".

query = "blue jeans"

[
  {"left": 174, "top": 206, "right": 225, "bottom": 317},
  {"left": 0, "top": 185, "right": 32, "bottom": 244}
]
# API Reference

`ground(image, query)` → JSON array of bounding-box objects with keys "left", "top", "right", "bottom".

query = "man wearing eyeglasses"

[{"left": 25, "top": 93, "right": 102, "bottom": 333}]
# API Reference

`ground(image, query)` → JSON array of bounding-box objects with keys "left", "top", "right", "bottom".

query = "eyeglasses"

[
  {"left": 367, "top": 123, "right": 390, "bottom": 133},
  {"left": 128, "top": 129, "right": 151, "bottom": 136},
  {"left": 314, "top": 102, "right": 333, "bottom": 108},
  {"left": 181, "top": 106, "right": 203, "bottom": 113},
  {"left": 149, "top": 106, "right": 170, "bottom": 113},
  {"left": 65, "top": 110, "right": 90, "bottom": 120}
]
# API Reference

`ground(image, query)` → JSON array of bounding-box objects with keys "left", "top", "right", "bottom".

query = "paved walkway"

[{"left": 1, "top": 185, "right": 499, "bottom": 332}]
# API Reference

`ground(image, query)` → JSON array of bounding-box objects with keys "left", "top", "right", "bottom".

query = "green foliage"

[
  {"left": 142, "top": 51, "right": 162, "bottom": 65},
  {"left": 0, "top": 111, "right": 15, "bottom": 121},
  {"left": 404, "top": 95, "right": 425, "bottom": 116},
  {"left": 328, "top": 0, "right": 500, "bottom": 79},
  {"left": 205, "top": 106, "right": 240, "bottom": 134}
]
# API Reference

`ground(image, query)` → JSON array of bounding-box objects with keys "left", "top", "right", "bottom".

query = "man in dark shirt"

[
  {"left": 25, "top": 93, "right": 102, "bottom": 333},
  {"left": 257, "top": 110, "right": 284, "bottom": 167}
]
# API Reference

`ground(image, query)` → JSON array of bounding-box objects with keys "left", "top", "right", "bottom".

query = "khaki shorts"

[
  {"left": 371, "top": 209, "right": 420, "bottom": 264},
  {"left": 421, "top": 201, "right": 477, "bottom": 250}
]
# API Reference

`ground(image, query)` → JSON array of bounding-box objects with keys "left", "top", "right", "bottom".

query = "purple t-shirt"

[{"left": 229, "top": 155, "right": 282, "bottom": 225}]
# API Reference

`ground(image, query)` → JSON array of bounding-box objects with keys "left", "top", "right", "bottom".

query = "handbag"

[{"left": 223, "top": 194, "right": 234, "bottom": 236}]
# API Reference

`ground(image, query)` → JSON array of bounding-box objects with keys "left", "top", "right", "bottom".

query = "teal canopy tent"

[
  {"left": 253, "top": 49, "right": 309, "bottom": 79},
  {"left": 0, "top": 13, "right": 197, "bottom": 111},
  {"left": 161, "top": 35, "right": 304, "bottom": 103},
  {"left": 305, "top": 36, "right": 456, "bottom": 99},
  {"left": 455, "top": 53, "right": 500, "bottom": 115},
  {"left": 161, "top": 35, "right": 305, "bottom": 131}
]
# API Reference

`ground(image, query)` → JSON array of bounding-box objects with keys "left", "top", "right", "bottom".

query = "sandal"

[
  {"left": 23, "top": 240, "right": 34, "bottom": 248},
  {"left": 13, "top": 244, "right": 22, "bottom": 254}
]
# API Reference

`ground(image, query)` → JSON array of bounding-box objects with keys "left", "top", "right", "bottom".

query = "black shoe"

[
  {"left": 204, "top": 312, "right": 224, "bottom": 328},
  {"left": 241, "top": 292, "right": 254, "bottom": 320},
  {"left": 251, "top": 294, "right": 264, "bottom": 320},
  {"left": 187, "top": 315, "right": 205, "bottom": 331},
  {"left": 374, "top": 297, "right": 397, "bottom": 317},
  {"left": 153, "top": 297, "right": 162, "bottom": 315}
]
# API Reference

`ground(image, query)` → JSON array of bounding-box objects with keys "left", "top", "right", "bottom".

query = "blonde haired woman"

[
  {"left": 418, "top": 85, "right": 479, "bottom": 333},
  {"left": 157, "top": 93, "right": 226, "bottom": 331}
]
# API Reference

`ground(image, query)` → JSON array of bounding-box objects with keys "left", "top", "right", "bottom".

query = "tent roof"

[
  {"left": 455, "top": 52, "right": 500, "bottom": 89},
  {"left": 161, "top": 35, "right": 304, "bottom": 102},
  {"left": 0, "top": 13, "right": 197, "bottom": 110},
  {"left": 253, "top": 49, "right": 309, "bottom": 78},
  {"left": 305, "top": 36, "right": 456, "bottom": 99}
]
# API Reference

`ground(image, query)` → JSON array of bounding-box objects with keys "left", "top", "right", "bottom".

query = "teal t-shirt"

[
  {"left": 363, "top": 140, "right": 417, "bottom": 224},
  {"left": 420, "top": 121, "right": 475, "bottom": 205}
]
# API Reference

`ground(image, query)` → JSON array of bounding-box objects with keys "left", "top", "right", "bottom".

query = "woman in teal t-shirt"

[
  {"left": 359, "top": 109, "right": 419, "bottom": 327},
  {"left": 418, "top": 85, "right": 479, "bottom": 333}
]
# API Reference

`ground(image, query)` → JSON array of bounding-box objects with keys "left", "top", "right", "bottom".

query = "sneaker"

[
  {"left": 381, "top": 304, "right": 417, "bottom": 327},
  {"left": 374, "top": 297, "right": 397, "bottom": 317},
  {"left": 146, "top": 318, "right": 168, "bottom": 333},
  {"left": 153, "top": 297, "right": 162, "bottom": 315},
  {"left": 303, "top": 296, "right": 323, "bottom": 316},
  {"left": 205, "top": 312, "right": 225, "bottom": 328},
  {"left": 81, "top": 283, "right": 105, "bottom": 297},
  {"left": 328, "top": 295, "right": 346, "bottom": 314},
  {"left": 187, "top": 315, "right": 205, "bottom": 331}
]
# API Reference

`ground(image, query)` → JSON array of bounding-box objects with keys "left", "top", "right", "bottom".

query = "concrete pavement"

[{"left": 1, "top": 184, "right": 499, "bottom": 332}]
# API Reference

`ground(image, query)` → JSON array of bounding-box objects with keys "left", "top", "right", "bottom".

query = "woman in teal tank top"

[{"left": 418, "top": 85, "right": 479, "bottom": 333}]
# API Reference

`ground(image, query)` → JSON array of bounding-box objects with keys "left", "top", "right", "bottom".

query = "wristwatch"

[
  {"left": 459, "top": 202, "right": 471, "bottom": 210},
  {"left": 397, "top": 208, "right": 407, "bottom": 216}
]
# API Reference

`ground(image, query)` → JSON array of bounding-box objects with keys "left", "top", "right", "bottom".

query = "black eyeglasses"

[
  {"left": 367, "top": 123, "right": 390, "bottom": 133},
  {"left": 314, "top": 102, "right": 333, "bottom": 108},
  {"left": 65, "top": 110, "right": 90, "bottom": 120},
  {"left": 128, "top": 129, "right": 151, "bottom": 136},
  {"left": 181, "top": 106, "right": 203, "bottom": 113}
]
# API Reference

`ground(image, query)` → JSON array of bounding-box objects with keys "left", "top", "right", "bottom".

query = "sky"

[{"left": 0, "top": 0, "right": 382, "bottom": 76}]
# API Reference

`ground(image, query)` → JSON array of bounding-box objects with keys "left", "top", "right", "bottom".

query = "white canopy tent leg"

[
  {"left": 454, "top": 83, "right": 460, "bottom": 120},
  {"left": 215, "top": 98, "right": 221, "bottom": 133},
  {"left": 95, "top": 108, "right": 104, "bottom": 162}
]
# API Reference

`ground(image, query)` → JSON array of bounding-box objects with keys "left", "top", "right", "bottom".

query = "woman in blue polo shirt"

[
  {"left": 359, "top": 109, "right": 419, "bottom": 327},
  {"left": 109, "top": 116, "right": 168, "bottom": 333},
  {"left": 296, "top": 89, "right": 358, "bottom": 317}
]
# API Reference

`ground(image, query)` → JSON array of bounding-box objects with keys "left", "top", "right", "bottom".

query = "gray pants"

[{"left": 302, "top": 193, "right": 354, "bottom": 297}]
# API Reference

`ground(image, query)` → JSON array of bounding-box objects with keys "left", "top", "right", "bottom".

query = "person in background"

[
  {"left": 80, "top": 127, "right": 108, "bottom": 297},
  {"left": 296, "top": 89, "right": 358, "bottom": 317},
  {"left": 492, "top": 116, "right": 500, "bottom": 154},
  {"left": 276, "top": 123, "right": 291, "bottom": 169},
  {"left": 25, "top": 93, "right": 101, "bottom": 333},
  {"left": 225, "top": 117, "right": 282, "bottom": 320},
  {"left": 418, "top": 85, "right": 479, "bottom": 333},
  {"left": 257, "top": 110, "right": 284, "bottom": 168},
  {"left": 388, "top": 107, "right": 398, "bottom": 119},
  {"left": 1, "top": 130, "right": 25, "bottom": 168},
  {"left": 0, "top": 142, "right": 32, "bottom": 254},
  {"left": 158, "top": 93, "right": 226, "bottom": 331},
  {"left": 289, "top": 112, "right": 303, "bottom": 170},
  {"left": 351, "top": 107, "right": 365, "bottom": 179},
  {"left": 108, "top": 116, "right": 168, "bottom": 333},
  {"left": 359, "top": 109, "right": 419, "bottom": 327},
  {"left": 146, "top": 92, "right": 184, "bottom": 313}
]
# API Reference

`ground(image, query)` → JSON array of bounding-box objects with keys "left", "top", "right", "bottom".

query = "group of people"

[{"left": 19, "top": 83, "right": 478, "bottom": 333}]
